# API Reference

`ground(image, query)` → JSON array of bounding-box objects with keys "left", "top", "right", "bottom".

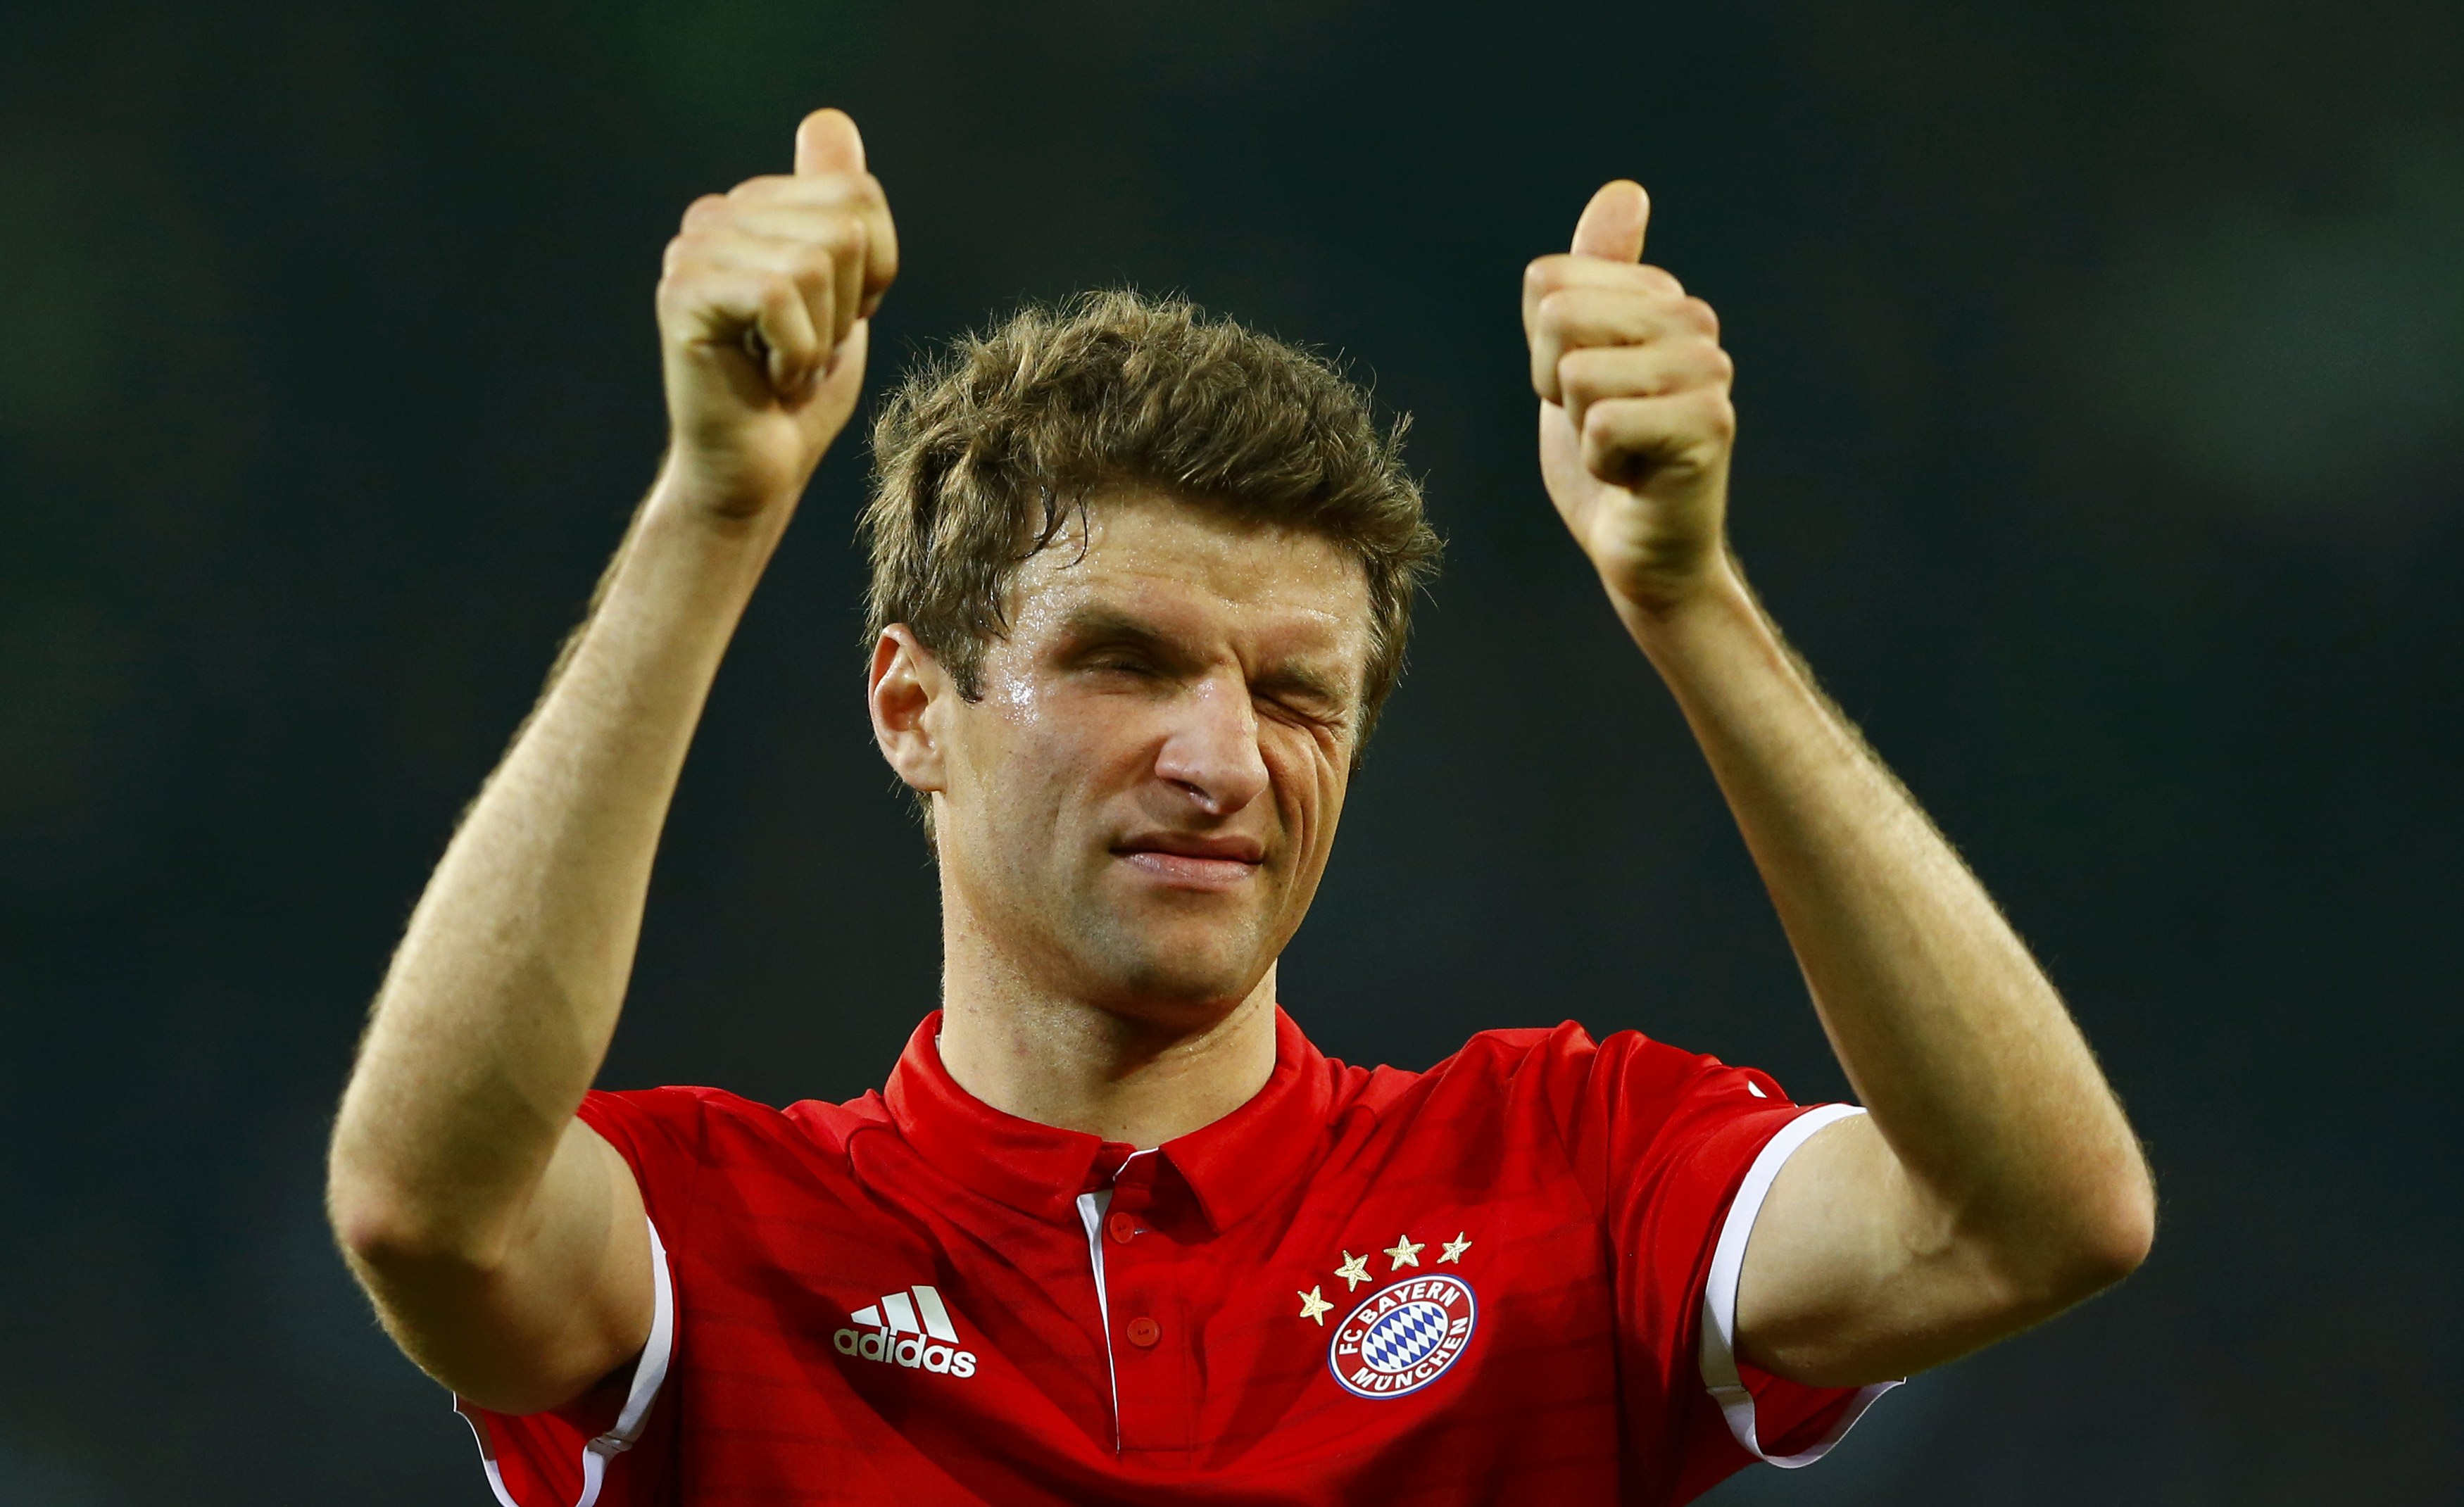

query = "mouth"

[{"left": 1112, "top": 834, "right": 1266, "bottom": 891}]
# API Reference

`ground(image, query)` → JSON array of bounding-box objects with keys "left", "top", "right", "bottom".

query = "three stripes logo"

[{"left": 832, "top": 1285, "right": 980, "bottom": 1378}]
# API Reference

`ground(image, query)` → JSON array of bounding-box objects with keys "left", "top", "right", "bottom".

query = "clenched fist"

[
  {"left": 655, "top": 108, "right": 898, "bottom": 520},
  {"left": 1525, "top": 182, "right": 1736, "bottom": 614}
]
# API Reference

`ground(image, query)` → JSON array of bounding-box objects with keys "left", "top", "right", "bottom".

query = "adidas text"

[{"left": 834, "top": 1284, "right": 979, "bottom": 1378}]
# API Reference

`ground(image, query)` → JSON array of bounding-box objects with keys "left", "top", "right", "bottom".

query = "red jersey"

[{"left": 458, "top": 1010, "right": 1897, "bottom": 1506}]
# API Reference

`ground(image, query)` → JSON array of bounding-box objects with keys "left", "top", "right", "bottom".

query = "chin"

[
  {"left": 1072, "top": 926, "right": 1269, "bottom": 1017},
  {"left": 1112, "top": 956, "right": 1259, "bottom": 1014}
]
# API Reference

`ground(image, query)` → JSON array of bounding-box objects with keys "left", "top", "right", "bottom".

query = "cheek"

[
  {"left": 964, "top": 673, "right": 1150, "bottom": 814},
  {"left": 1266, "top": 736, "right": 1345, "bottom": 861}
]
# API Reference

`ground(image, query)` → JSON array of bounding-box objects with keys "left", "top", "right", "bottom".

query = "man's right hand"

[
  {"left": 330, "top": 108, "right": 895, "bottom": 1414},
  {"left": 655, "top": 107, "right": 898, "bottom": 520}
]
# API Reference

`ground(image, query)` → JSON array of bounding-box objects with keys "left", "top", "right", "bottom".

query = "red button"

[
  {"left": 1107, "top": 1212, "right": 1137, "bottom": 1244},
  {"left": 1125, "top": 1316, "right": 1160, "bottom": 1347}
]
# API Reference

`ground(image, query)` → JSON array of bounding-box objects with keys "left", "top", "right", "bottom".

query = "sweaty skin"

[
  {"left": 325, "top": 114, "right": 2151, "bottom": 1424},
  {"left": 1522, "top": 183, "right": 2151, "bottom": 1385},
  {"left": 872, "top": 493, "right": 1372, "bottom": 1145},
  {"left": 327, "top": 109, "right": 895, "bottom": 1413}
]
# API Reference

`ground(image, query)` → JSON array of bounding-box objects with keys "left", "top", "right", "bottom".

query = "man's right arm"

[{"left": 325, "top": 108, "right": 895, "bottom": 1415}]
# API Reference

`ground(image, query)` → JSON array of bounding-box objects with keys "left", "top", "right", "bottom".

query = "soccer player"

[{"left": 327, "top": 108, "right": 2154, "bottom": 1505}]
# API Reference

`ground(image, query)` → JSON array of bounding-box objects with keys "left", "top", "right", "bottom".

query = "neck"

[{"left": 935, "top": 944, "right": 1281, "bottom": 1149}]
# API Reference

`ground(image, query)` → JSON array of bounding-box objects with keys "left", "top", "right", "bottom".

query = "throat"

[{"left": 935, "top": 978, "right": 1280, "bottom": 1146}]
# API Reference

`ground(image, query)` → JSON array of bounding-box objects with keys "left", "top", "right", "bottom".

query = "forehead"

[{"left": 1004, "top": 489, "right": 1372, "bottom": 664}]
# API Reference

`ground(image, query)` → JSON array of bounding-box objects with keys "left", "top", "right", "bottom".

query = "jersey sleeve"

[
  {"left": 451, "top": 1087, "right": 705, "bottom": 1507},
  {"left": 1542, "top": 1024, "right": 1899, "bottom": 1500}
]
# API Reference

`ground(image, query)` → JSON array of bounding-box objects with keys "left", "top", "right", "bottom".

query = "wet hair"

[{"left": 861, "top": 288, "right": 1441, "bottom": 752}]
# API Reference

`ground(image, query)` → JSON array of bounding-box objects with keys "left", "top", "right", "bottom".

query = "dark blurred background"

[{"left": 4, "top": 1, "right": 2460, "bottom": 1501}]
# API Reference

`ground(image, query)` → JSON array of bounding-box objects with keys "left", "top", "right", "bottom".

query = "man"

[{"left": 327, "top": 108, "right": 2153, "bottom": 1506}]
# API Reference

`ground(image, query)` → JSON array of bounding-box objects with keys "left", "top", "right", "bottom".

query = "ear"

[{"left": 868, "top": 625, "right": 951, "bottom": 797}]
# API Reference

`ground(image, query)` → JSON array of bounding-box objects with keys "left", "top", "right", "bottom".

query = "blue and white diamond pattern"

[
  {"left": 1328, "top": 1273, "right": 1477, "bottom": 1399},
  {"left": 1360, "top": 1302, "right": 1450, "bottom": 1370}
]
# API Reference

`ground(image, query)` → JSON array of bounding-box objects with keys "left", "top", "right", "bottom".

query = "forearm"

[
  {"left": 1625, "top": 561, "right": 2151, "bottom": 1275},
  {"left": 329, "top": 478, "right": 774, "bottom": 1263}
]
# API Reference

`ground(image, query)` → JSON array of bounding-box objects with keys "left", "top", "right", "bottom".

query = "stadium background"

[{"left": 2, "top": 1, "right": 2458, "bottom": 1501}]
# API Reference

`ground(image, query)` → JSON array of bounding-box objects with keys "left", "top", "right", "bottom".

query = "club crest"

[{"left": 1327, "top": 1273, "right": 1477, "bottom": 1399}]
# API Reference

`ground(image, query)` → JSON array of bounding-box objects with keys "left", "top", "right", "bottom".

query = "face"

[{"left": 874, "top": 490, "right": 1374, "bottom": 1023}]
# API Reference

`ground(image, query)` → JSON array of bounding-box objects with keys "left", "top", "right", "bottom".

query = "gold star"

[
  {"left": 1297, "top": 1285, "right": 1333, "bottom": 1325},
  {"left": 1439, "top": 1232, "right": 1472, "bottom": 1263},
  {"left": 1384, "top": 1235, "right": 1424, "bottom": 1270},
  {"left": 1335, "top": 1251, "right": 1371, "bottom": 1290}
]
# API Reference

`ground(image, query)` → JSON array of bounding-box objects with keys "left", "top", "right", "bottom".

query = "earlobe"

[{"left": 867, "top": 626, "right": 948, "bottom": 794}]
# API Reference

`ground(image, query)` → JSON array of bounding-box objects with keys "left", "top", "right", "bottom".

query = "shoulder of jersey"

[
  {"left": 1322, "top": 1020, "right": 1604, "bottom": 1125},
  {"left": 593, "top": 1082, "right": 891, "bottom": 1159}
]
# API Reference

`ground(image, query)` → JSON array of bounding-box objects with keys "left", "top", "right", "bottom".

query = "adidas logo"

[{"left": 832, "top": 1285, "right": 979, "bottom": 1377}]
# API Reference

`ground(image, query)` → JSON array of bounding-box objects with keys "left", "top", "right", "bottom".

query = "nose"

[{"left": 1152, "top": 672, "right": 1271, "bottom": 816}]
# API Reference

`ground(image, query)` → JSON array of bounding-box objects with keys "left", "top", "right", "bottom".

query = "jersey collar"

[{"left": 882, "top": 1006, "right": 1333, "bottom": 1233}]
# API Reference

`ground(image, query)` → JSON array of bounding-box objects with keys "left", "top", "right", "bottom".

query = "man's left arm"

[{"left": 1525, "top": 182, "right": 2154, "bottom": 1389}]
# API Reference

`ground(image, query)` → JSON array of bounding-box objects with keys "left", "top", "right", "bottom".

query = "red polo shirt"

[{"left": 457, "top": 1010, "right": 1897, "bottom": 1506}]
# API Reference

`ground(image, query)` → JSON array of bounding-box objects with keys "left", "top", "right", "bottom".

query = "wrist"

[
  {"left": 595, "top": 471, "right": 786, "bottom": 635},
  {"left": 644, "top": 442, "right": 811, "bottom": 539},
  {"left": 1605, "top": 545, "right": 1749, "bottom": 641},
  {"left": 1609, "top": 550, "right": 1792, "bottom": 690}
]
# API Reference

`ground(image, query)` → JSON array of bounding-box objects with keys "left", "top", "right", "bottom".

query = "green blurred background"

[{"left": 2, "top": 1, "right": 2458, "bottom": 1501}]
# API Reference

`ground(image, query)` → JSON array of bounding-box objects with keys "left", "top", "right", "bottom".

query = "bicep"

[
  {"left": 352, "top": 1120, "right": 655, "bottom": 1414},
  {"left": 1732, "top": 1114, "right": 2051, "bottom": 1388}
]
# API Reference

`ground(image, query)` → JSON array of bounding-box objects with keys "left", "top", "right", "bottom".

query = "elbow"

[
  {"left": 327, "top": 1172, "right": 443, "bottom": 1275},
  {"left": 2057, "top": 1201, "right": 2154, "bottom": 1303},
  {"left": 2097, "top": 1172, "right": 2158, "bottom": 1276},
  {"left": 2078, "top": 1145, "right": 2158, "bottom": 1285},
  {"left": 2012, "top": 1170, "right": 2158, "bottom": 1311},
  {"left": 325, "top": 1153, "right": 501, "bottom": 1280},
  {"left": 328, "top": 1180, "right": 424, "bottom": 1273},
  {"left": 2081, "top": 1175, "right": 2158, "bottom": 1287}
]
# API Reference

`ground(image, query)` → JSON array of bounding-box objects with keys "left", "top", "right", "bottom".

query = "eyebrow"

[
  {"left": 1053, "top": 605, "right": 1190, "bottom": 666},
  {"left": 1054, "top": 604, "right": 1354, "bottom": 711}
]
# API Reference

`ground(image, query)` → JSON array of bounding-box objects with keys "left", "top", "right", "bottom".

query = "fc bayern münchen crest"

[{"left": 1328, "top": 1273, "right": 1477, "bottom": 1399}]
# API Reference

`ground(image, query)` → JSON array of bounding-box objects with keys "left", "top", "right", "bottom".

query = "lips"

[
  {"left": 1117, "top": 832, "right": 1264, "bottom": 864},
  {"left": 1112, "top": 832, "right": 1265, "bottom": 889}
]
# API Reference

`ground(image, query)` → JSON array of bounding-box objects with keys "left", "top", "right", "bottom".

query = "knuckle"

[
  {"left": 793, "top": 240, "right": 841, "bottom": 278},
  {"left": 1525, "top": 256, "right": 1572, "bottom": 295},
  {"left": 791, "top": 172, "right": 871, "bottom": 209},
  {"left": 657, "top": 245, "right": 707, "bottom": 286},
  {"left": 1556, "top": 349, "right": 1605, "bottom": 402}
]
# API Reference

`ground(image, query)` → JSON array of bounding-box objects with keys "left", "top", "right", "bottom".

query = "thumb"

[
  {"left": 795, "top": 107, "right": 866, "bottom": 176},
  {"left": 1570, "top": 180, "right": 1649, "bottom": 263}
]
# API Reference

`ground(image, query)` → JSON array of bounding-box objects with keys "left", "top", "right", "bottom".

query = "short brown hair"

[{"left": 860, "top": 289, "right": 1441, "bottom": 750}]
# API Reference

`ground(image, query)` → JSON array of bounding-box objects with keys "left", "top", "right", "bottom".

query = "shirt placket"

[{"left": 1076, "top": 1149, "right": 1196, "bottom": 1460}]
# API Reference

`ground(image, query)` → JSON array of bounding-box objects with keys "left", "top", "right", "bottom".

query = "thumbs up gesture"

[
  {"left": 1523, "top": 182, "right": 1737, "bottom": 615},
  {"left": 653, "top": 108, "right": 899, "bottom": 522}
]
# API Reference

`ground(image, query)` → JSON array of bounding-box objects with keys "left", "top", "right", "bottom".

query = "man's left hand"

[{"left": 1525, "top": 182, "right": 1737, "bottom": 616}]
